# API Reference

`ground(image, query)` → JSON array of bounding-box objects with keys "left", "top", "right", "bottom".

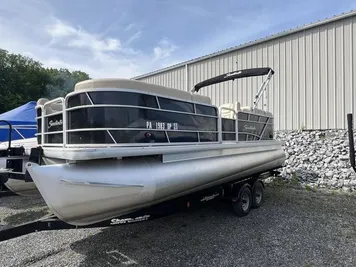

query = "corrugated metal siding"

[
  {"left": 136, "top": 15, "right": 356, "bottom": 131},
  {"left": 138, "top": 66, "right": 186, "bottom": 91}
]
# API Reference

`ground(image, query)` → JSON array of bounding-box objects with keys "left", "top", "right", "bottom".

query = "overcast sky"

[{"left": 0, "top": 0, "right": 355, "bottom": 78}]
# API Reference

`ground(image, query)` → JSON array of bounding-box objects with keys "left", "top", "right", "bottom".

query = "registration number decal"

[{"left": 146, "top": 121, "right": 178, "bottom": 130}]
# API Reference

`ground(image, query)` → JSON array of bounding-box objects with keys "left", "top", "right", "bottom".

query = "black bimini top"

[{"left": 193, "top": 67, "right": 274, "bottom": 93}]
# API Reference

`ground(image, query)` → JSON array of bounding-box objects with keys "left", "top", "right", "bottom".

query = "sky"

[{"left": 0, "top": 0, "right": 355, "bottom": 79}]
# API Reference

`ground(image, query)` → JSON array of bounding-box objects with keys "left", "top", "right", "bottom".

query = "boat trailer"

[
  {"left": 0, "top": 120, "right": 20, "bottom": 197},
  {"left": 2, "top": 115, "right": 355, "bottom": 242},
  {"left": 0, "top": 184, "right": 16, "bottom": 197},
  {"left": 0, "top": 170, "right": 280, "bottom": 242},
  {"left": 0, "top": 119, "right": 38, "bottom": 198}
]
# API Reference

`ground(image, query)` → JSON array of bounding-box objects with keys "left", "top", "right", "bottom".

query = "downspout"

[
  {"left": 347, "top": 113, "right": 356, "bottom": 173},
  {"left": 185, "top": 64, "right": 189, "bottom": 92}
]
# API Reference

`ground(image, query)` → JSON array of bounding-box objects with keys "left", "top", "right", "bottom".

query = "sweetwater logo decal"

[
  {"left": 225, "top": 71, "right": 242, "bottom": 78},
  {"left": 244, "top": 125, "right": 256, "bottom": 131},
  {"left": 110, "top": 215, "right": 151, "bottom": 225},
  {"left": 200, "top": 193, "right": 220, "bottom": 202},
  {"left": 48, "top": 119, "right": 63, "bottom": 129}
]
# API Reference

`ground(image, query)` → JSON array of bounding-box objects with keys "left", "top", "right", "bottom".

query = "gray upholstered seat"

[
  {"left": 240, "top": 106, "right": 267, "bottom": 116},
  {"left": 219, "top": 102, "right": 241, "bottom": 119}
]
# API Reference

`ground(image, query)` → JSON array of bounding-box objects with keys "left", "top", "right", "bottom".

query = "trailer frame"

[{"left": 0, "top": 170, "right": 280, "bottom": 242}]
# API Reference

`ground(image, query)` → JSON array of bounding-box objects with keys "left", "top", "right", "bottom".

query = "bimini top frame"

[{"left": 192, "top": 67, "right": 274, "bottom": 110}]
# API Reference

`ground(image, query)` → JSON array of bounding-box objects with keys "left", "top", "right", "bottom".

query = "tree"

[
  {"left": 45, "top": 68, "right": 90, "bottom": 99},
  {"left": 0, "top": 48, "right": 90, "bottom": 113},
  {"left": 0, "top": 49, "right": 51, "bottom": 113}
]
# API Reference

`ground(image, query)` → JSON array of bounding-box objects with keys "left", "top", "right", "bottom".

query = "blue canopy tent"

[{"left": 0, "top": 101, "right": 37, "bottom": 142}]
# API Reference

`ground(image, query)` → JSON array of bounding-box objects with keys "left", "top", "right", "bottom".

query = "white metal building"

[{"left": 132, "top": 10, "right": 356, "bottom": 131}]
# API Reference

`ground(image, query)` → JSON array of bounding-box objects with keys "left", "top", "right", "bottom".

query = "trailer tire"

[
  {"left": 232, "top": 185, "right": 252, "bottom": 217},
  {"left": 252, "top": 181, "right": 264, "bottom": 209}
]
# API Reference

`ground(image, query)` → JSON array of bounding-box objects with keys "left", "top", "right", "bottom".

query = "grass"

[
  {"left": 268, "top": 172, "right": 301, "bottom": 189},
  {"left": 304, "top": 184, "right": 319, "bottom": 192},
  {"left": 290, "top": 172, "right": 300, "bottom": 186}
]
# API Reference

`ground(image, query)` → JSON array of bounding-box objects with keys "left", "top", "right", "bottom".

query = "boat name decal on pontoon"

[
  {"left": 224, "top": 71, "right": 242, "bottom": 78},
  {"left": 200, "top": 193, "right": 220, "bottom": 202},
  {"left": 48, "top": 119, "right": 63, "bottom": 129},
  {"left": 146, "top": 121, "right": 178, "bottom": 130},
  {"left": 244, "top": 125, "right": 256, "bottom": 131},
  {"left": 110, "top": 215, "right": 151, "bottom": 225}
]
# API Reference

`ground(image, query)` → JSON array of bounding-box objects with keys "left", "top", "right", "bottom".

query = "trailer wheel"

[
  {"left": 252, "top": 181, "right": 264, "bottom": 209},
  {"left": 232, "top": 185, "right": 252, "bottom": 217}
]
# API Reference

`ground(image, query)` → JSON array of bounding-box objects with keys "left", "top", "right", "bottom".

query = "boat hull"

[
  {"left": 4, "top": 178, "right": 39, "bottom": 197},
  {"left": 26, "top": 142, "right": 285, "bottom": 226},
  {"left": 0, "top": 157, "right": 39, "bottom": 196}
]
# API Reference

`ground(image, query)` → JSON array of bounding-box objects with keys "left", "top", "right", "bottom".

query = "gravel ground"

[
  {"left": 0, "top": 194, "right": 49, "bottom": 232},
  {"left": 1, "top": 184, "right": 356, "bottom": 267}
]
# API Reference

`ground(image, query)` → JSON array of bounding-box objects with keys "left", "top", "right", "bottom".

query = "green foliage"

[
  {"left": 290, "top": 172, "right": 299, "bottom": 185},
  {"left": 304, "top": 185, "right": 316, "bottom": 192},
  {"left": 44, "top": 68, "right": 90, "bottom": 99},
  {"left": 0, "top": 48, "right": 90, "bottom": 113}
]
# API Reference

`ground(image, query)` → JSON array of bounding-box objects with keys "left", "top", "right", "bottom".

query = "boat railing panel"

[
  {"left": 35, "top": 105, "right": 43, "bottom": 144},
  {"left": 38, "top": 97, "right": 65, "bottom": 146},
  {"left": 36, "top": 89, "right": 275, "bottom": 148},
  {"left": 218, "top": 106, "right": 238, "bottom": 142}
]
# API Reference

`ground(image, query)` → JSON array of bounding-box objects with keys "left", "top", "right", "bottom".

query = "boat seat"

[
  {"left": 37, "top": 98, "right": 49, "bottom": 106},
  {"left": 36, "top": 98, "right": 63, "bottom": 115},
  {"left": 240, "top": 106, "right": 266, "bottom": 116},
  {"left": 191, "top": 94, "right": 211, "bottom": 104},
  {"left": 219, "top": 102, "right": 240, "bottom": 119},
  {"left": 74, "top": 78, "right": 211, "bottom": 105},
  {"left": 240, "top": 106, "right": 273, "bottom": 117},
  {"left": 265, "top": 111, "right": 273, "bottom": 117},
  {"left": 43, "top": 102, "right": 63, "bottom": 115}
]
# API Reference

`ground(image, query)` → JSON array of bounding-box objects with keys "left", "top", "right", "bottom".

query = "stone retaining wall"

[{"left": 275, "top": 130, "right": 356, "bottom": 191}]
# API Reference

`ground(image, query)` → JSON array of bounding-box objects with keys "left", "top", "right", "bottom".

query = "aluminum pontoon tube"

[{"left": 26, "top": 145, "right": 285, "bottom": 226}]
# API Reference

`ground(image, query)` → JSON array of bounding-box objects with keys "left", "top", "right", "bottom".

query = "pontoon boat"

[
  {"left": 21, "top": 67, "right": 285, "bottom": 226},
  {"left": 0, "top": 137, "right": 38, "bottom": 196},
  {"left": 0, "top": 102, "right": 39, "bottom": 196}
]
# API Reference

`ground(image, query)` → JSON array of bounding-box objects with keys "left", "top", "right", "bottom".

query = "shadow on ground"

[
  {"left": 3, "top": 209, "right": 49, "bottom": 225},
  {"left": 0, "top": 195, "right": 46, "bottom": 210}
]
